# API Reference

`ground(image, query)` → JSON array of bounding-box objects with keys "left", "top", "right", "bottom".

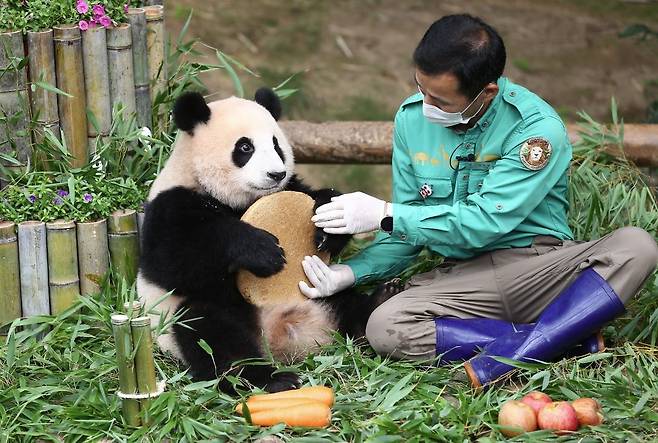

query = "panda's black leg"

[
  {"left": 173, "top": 301, "right": 300, "bottom": 394},
  {"left": 319, "top": 278, "right": 406, "bottom": 339}
]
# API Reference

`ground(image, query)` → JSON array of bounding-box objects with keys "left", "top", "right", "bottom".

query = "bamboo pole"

[
  {"left": 111, "top": 314, "right": 142, "bottom": 427},
  {"left": 46, "top": 220, "right": 80, "bottom": 314},
  {"left": 127, "top": 8, "right": 152, "bottom": 129},
  {"left": 107, "top": 209, "right": 140, "bottom": 284},
  {"left": 131, "top": 316, "right": 157, "bottom": 413},
  {"left": 144, "top": 0, "right": 164, "bottom": 5},
  {"left": 18, "top": 221, "right": 50, "bottom": 317},
  {"left": 124, "top": 300, "right": 144, "bottom": 317},
  {"left": 107, "top": 24, "right": 137, "bottom": 117},
  {"left": 26, "top": 29, "right": 61, "bottom": 150},
  {"left": 81, "top": 26, "right": 112, "bottom": 156},
  {"left": 144, "top": 5, "right": 166, "bottom": 132},
  {"left": 0, "top": 222, "right": 21, "bottom": 336},
  {"left": 76, "top": 219, "right": 110, "bottom": 296},
  {"left": 0, "top": 30, "right": 31, "bottom": 182},
  {"left": 53, "top": 25, "right": 88, "bottom": 168}
]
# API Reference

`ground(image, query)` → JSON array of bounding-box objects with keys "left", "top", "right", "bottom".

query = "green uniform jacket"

[{"left": 345, "top": 77, "right": 574, "bottom": 285}]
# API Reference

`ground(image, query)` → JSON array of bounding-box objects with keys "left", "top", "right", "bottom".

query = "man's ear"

[
  {"left": 173, "top": 91, "right": 211, "bottom": 135},
  {"left": 483, "top": 82, "right": 499, "bottom": 103},
  {"left": 254, "top": 87, "right": 282, "bottom": 121}
]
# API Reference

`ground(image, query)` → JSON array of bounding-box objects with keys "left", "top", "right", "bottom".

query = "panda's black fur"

[{"left": 138, "top": 88, "right": 394, "bottom": 393}]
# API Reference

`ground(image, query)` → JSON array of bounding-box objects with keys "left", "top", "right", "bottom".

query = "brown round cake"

[{"left": 237, "top": 191, "right": 330, "bottom": 306}]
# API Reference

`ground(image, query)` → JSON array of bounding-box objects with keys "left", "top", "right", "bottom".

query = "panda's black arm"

[
  {"left": 284, "top": 174, "right": 352, "bottom": 257},
  {"left": 139, "top": 187, "right": 285, "bottom": 297}
]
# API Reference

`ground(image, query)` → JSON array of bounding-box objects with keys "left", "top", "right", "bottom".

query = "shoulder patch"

[{"left": 520, "top": 137, "right": 552, "bottom": 170}]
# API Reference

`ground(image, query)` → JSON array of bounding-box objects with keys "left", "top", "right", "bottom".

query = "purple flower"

[
  {"left": 79, "top": 20, "right": 89, "bottom": 31},
  {"left": 99, "top": 15, "right": 111, "bottom": 28},
  {"left": 124, "top": 3, "right": 129, "bottom": 13},
  {"left": 56, "top": 189, "right": 69, "bottom": 198},
  {"left": 76, "top": 0, "right": 89, "bottom": 14},
  {"left": 92, "top": 4, "right": 105, "bottom": 17},
  {"left": 83, "top": 193, "right": 93, "bottom": 203},
  {"left": 28, "top": 194, "right": 37, "bottom": 203},
  {"left": 53, "top": 197, "right": 64, "bottom": 206}
]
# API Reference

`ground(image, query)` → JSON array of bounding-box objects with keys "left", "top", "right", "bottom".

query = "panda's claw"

[
  {"left": 264, "top": 371, "right": 301, "bottom": 393},
  {"left": 240, "top": 227, "right": 287, "bottom": 277}
]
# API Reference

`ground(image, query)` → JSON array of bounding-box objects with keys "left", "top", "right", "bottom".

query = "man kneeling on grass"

[{"left": 298, "top": 14, "right": 658, "bottom": 387}]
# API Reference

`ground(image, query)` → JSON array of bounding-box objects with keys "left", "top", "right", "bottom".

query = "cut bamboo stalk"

[
  {"left": 127, "top": 8, "right": 152, "bottom": 129},
  {"left": 18, "top": 221, "right": 50, "bottom": 317},
  {"left": 81, "top": 26, "right": 112, "bottom": 155},
  {"left": 131, "top": 316, "right": 157, "bottom": 412},
  {"left": 0, "top": 222, "right": 21, "bottom": 335},
  {"left": 26, "top": 29, "right": 61, "bottom": 146},
  {"left": 124, "top": 300, "right": 144, "bottom": 317},
  {"left": 53, "top": 24, "right": 88, "bottom": 168},
  {"left": 0, "top": 30, "right": 31, "bottom": 181},
  {"left": 107, "top": 209, "right": 140, "bottom": 284},
  {"left": 76, "top": 219, "right": 110, "bottom": 296},
  {"left": 46, "top": 220, "right": 80, "bottom": 314},
  {"left": 107, "top": 24, "right": 137, "bottom": 118},
  {"left": 111, "top": 314, "right": 142, "bottom": 427},
  {"left": 144, "top": 0, "right": 164, "bottom": 5},
  {"left": 144, "top": 5, "right": 166, "bottom": 131}
]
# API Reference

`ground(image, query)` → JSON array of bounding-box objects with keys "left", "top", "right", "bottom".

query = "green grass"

[{"left": 1, "top": 269, "right": 657, "bottom": 442}]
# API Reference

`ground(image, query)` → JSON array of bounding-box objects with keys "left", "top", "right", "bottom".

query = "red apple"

[
  {"left": 572, "top": 398, "right": 604, "bottom": 426},
  {"left": 537, "top": 401, "right": 579, "bottom": 434},
  {"left": 498, "top": 400, "right": 538, "bottom": 437},
  {"left": 521, "top": 391, "right": 553, "bottom": 415}
]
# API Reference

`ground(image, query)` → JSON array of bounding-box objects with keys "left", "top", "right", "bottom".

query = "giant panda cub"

[{"left": 137, "top": 88, "right": 397, "bottom": 393}]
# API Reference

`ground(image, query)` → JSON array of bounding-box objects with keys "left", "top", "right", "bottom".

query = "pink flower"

[
  {"left": 76, "top": 0, "right": 89, "bottom": 14},
  {"left": 124, "top": 3, "right": 129, "bottom": 13},
  {"left": 78, "top": 20, "right": 89, "bottom": 31},
  {"left": 92, "top": 4, "right": 105, "bottom": 17},
  {"left": 99, "top": 15, "right": 111, "bottom": 28}
]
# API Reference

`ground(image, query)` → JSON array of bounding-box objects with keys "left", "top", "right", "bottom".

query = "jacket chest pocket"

[
  {"left": 466, "top": 161, "right": 495, "bottom": 195},
  {"left": 414, "top": 176, "right": 453, "bottom": 205}
]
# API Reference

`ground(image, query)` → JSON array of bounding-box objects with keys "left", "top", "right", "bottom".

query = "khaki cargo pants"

[{"left": 365, "top": 227, "right": 658, "bottom": 361}]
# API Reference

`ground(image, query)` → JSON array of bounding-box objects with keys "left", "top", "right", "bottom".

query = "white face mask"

[{"left": 420, "top": 87, "right": 486, "bottom": 127}]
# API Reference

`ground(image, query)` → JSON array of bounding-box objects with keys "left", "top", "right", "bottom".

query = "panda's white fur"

[{"left": 138, "top": 94, "right": 336, "bottom": 366}]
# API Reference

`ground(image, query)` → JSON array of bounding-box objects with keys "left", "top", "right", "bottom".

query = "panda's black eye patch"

[
  {"left": 232, "top": 137, "right": 255, "bottom": 168},
  {"left": 273, "top": 136, "right": 285, "bottom": 162}
]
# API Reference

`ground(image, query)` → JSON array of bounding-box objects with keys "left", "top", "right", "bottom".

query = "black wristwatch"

[{"left": 380, "top": 216, "right": 393, "bottom": 233}]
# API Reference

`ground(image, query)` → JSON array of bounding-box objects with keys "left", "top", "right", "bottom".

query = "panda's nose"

[{"left": 267, "top": 171, "right": 287, "bottom": 182}]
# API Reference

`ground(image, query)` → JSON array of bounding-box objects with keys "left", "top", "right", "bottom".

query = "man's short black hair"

[{"left": 413, "top": 14, "right": 506, "bottom": 99}]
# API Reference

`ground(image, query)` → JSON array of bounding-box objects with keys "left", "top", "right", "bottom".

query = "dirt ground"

[{"left": 165, "top": 0, "right": 658, "bottom": 198}]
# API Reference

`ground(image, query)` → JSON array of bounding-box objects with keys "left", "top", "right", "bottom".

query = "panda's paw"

[
  {"left": 312, "top": 188, "right": 341, "bottom": 210},
  {"left": 265, "top": 371, "right": 301, "bottom": 393},
  {"left": 372, "top": 277, "right": 406, "bottom": 305},
  {"left": 242, "top": 228, "right": 286, "bottom": 277},
  {"left": 315, "top": 228, "right": 351, "bottom": 256}
]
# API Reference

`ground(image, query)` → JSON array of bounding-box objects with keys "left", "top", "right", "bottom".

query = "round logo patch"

[{"left": 520, "top": 137, "right": 552, "bottom": 170}]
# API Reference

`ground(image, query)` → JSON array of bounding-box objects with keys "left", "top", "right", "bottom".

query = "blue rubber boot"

[
  {"left": 435, "top": 318, "right": 604, "bottom": 365},
  {"left": 463, "top": 268, "right": 624, "bottom": 387}
]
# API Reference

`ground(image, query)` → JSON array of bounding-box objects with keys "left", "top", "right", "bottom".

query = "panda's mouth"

[{"left": 251, "top": 184, "right": 280, "bottom": 191}]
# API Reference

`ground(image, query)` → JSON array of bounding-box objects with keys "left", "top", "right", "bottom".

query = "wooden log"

[
  {"left": 81, "top": 26, "right": 112, "bottom": 155},
  {"left": 107, "top": 24, "right": 137, "bottom": 117},
  {"left": 0, "top": 30, "right": 31, "bottom": 181},
  {"left": 107, "top": 209, "right": 140, "bottom": 284},
  {"left": 26, "top": 29, "right": 61, "bottom": 146},
  {"left": 127, "top": 8, "right": 152, "bottom": 129},
  {"left": 130, "top": 316, "right": 157, "bottom": 412},
  {"left": 144, "top": 5, "right": 166, "bottom": 132},
  {"left": 111, "top": 314, "right": 141, "bottom": 427},
  {"left": 76, "top": 219, "right": 110, "bottom": 296},
  {"left": 0, "top": 222, "right": 21, "bottom": 335},
  {"left": 46, "top": 220, "right": 80, "bottom": 314},
  {"left": 279, "top": 121, "right": 658, "bottom": 166},
  {"left": 17, "top": 221, "right": 50, "bottom": 317},
  {"left": 53, "top": 25, "right": 88, "bottom": 168}
]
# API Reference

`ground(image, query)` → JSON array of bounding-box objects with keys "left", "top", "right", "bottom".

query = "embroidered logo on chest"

[{"left": 419, "top": 183, "right": 433, "bottom": 199}]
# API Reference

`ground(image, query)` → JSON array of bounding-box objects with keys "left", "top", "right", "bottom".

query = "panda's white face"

[{"left": 185, "top": 97, "right": 295, "bottom": 210}]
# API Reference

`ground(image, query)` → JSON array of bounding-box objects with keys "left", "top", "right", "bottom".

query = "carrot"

[
  {"left": 235, "top": 398, "right": 319, "bottom": 415},
  {"left": 247, "top": 386, "right": 334, "bottom": 407},
  {"left": 249, "top": 402, "right": 331, "bottom": 428}
]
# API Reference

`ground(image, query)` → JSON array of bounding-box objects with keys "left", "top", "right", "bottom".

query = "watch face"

[{"left": 380, "top": 216, "right": 393, "bottom": 232}]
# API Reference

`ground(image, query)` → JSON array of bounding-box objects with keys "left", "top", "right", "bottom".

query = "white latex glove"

[
  {"left": 311, "top": 191, "right": 388, "bottom": 235},
  {"left": 298, "top": 255, "right": 355, "bottom": 299}
]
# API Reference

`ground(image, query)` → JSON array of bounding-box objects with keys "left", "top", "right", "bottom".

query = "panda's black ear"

[
  {"left": 254, "top": 87, "right": 282, "bottom": 121},
  {"left": 173, "top": 92, "right": 211, "bottom": 135}
]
